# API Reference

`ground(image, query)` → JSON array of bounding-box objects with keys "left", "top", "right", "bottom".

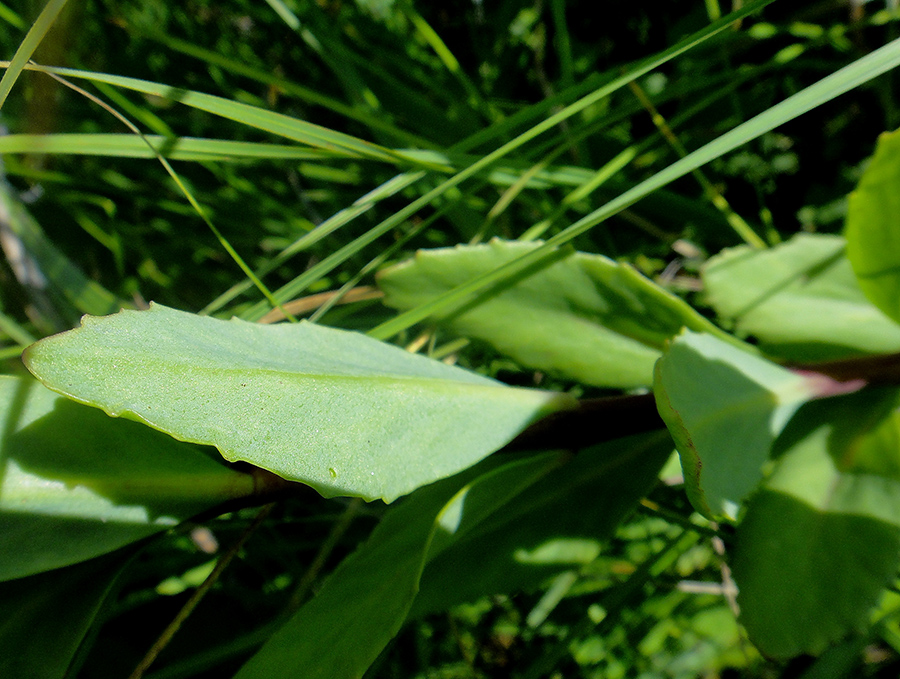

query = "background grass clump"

[{"left": 3, "top": 0, "right": 900, "bottom": 677}]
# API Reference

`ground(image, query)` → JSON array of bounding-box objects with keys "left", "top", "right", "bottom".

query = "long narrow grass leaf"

[
  {"left": 369, "top": 36, "right": 900, "bottom": 339},
  {"left": 262, "top": 0, "right": 300, "bottom": 31},
  {"left": 0, "top": 62, "right": 442, "bottom": 170},
  {"left": 0, "top": 2, "right": 24, "bottom": 30},
  {"left": 0, "top": 309, "right": 34, "bottom": 346},
  {"left": 144, "top": 32, "right": 432, "bottom": 148},
  {"left": 39, "top": 69, "right": 290, "bottom": 319},
  {"left": 404, "top": 4, "right": 493, "bottom": 121},
  {"left": 0, "top": 0, "right": 68, "bottom": 109},
  {"left": 202, "top": 170, "right": 427, "bottom": 315},
  {"left": 0, "top": 133, "right": 351, "bottom": 160},
  {"left": 240, "top": 0, "right": 778, "bottom": 321},
  {"left": 0, "top": 178, "right": 121, "bottom": 317}
]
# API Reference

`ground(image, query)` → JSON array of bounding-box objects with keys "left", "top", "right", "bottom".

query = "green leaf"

[
  {"left": 0, "top": 133, "right": 345, "bottom": 161},
  {"left": 733, "top": 389, "right": 900, "bottom": 658},
  {"left": 0, "top": 0, "right": 68, "bottom": 109},
  {"left": 653, "top": 331, "right": 840, "bottom": 520},
  {"left": 703, "top": 233, "right": 900, "bottom": 361},
  {"left": 23, "top": 304, "right": 573, "bottom": 503},
  {"left": 378, "top": 240, "right": 728, "bottom": 388},
  {"left": 0, "top": 375, "right": 255, "bottom": 581},
  {"left": 736, "top": 491, "right": 899, "bottom": 659},
  {"left": 411, "top": 431, "right": 672, "bottom": 616},
  {"left": 847, "top": 129, "right": 900, "bottom": 326},
  {"left": 12, "top": 64, "right": 433, "bottom": 169},
  {"left": 236, "top": 451, "right": 565, "bottom": 679},
  {"left": 0, "top": 550, "right": 133, "bottom": 679}
]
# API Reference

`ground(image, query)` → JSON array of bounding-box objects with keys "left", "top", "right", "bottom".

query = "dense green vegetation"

[{"left": 4, "top": 1, "right": 900, "bottom": 677}]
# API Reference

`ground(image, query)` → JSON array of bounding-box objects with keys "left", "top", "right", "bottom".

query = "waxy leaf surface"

[
  {"left": 847, "top": 129, "right": 900, "bottom": 326},
  {"left": 378, "top": 239, "right": 726, "bottom": 388},
  {"left": 654, "top": 331, "right": 838, "bottom": 520},
  {"left": 733, "top": 388, "right": 900, "bottom": 657},
  {"left": 23, "top": 304, "right": 572, "bottom": 502},
  {"left": 703, "top": 233, "right": 900, "bottom": 361},
  {"left": 0, "top": 375, "right": 253, "bottom": 581},
  {"left": 236, "top": 451, "right": 565, "bottom": 679}
]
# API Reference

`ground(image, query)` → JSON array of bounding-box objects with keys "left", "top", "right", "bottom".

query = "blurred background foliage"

[
  {"left": 2, "top": 0, "right": 896, "bottom": 320},
  {"left": 3, "top": 0, "right": 900, "bottom": 677}
]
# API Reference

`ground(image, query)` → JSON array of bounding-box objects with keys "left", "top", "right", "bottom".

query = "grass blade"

[
  {"left": 0, "top": 62, "right": 444, "bottom": 170},
  {"left": 143, "top": 31, "right": 432, "bottom": 148},
  {"left": 0, "top": 0, "right": 68, "bottom": 110},
  {"left": 240, "top": 0, "right": 779, "bottom": 321},
  {"left": 0, "top": 133, "right": 347, "bottom": 161},
  {"left": 369, "top": 34, "right": 900, "bottom": 339}
]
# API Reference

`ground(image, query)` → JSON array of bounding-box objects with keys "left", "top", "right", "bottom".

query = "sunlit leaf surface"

[
  {"left": 703, "top": 233, "right": 900, "bottom": 361},
  {"left": 654, "top": 331, "right": 838, "bottom": 520},
  {"left": 379, "top": 239, "right": 724, "bottom": 388},
  {"left": 23, "top": 304, "right": 573, "bottom": 502}
]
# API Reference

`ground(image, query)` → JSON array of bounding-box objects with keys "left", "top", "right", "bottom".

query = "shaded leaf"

[
  {"left": 847, "top": 129, "right": 900, "bottom": 326},
  {"left": 0, "top": 549, "right": 133, "bottom": 679},
  {"left": 734, "top": 389, "right": 900, "bottom": 657},
  {"left": 23, "top": 304, "right": 573, "bottom": 502},
  {"left": 0, "top": 375, "right": 255, "bottom": 581},
  {"left": 653, "top": 331, "right": 850, "bottom": 520},
  {"left": 735, "top": 490, "right": 900, "bottom": 659},
  {"left": 702, "top": 233, "right": 900, "bottom": 361},
  {"left": 378, "top": 240, "right": 726, "bottom": 388},
  {"left": 411, "top": 431, "right": 672, "bottom": 617},
  {"left": 236, "top": 451, "right": 565, "bottom": 679}
]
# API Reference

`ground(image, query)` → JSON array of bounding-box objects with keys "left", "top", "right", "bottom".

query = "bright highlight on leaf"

[{"left": 23, "top": 304, "right": 574, "bottom": 503}]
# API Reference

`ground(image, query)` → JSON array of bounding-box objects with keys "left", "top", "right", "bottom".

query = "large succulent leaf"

[
  {"left": 0, "top": 375, "right": 255, "bottom": 581},
  {"left": 378, "top": 239, "right": 729, "bottom": 388},
  {"left": 23, "top": 304, "right": 573, "bottom": 502},
  {"left": 702, "top": 233, "right": 900, "bottom": 361},
  {"left": 847, "top": 129, "right": 900, "bottom": 326},
  {"left": 653, "top": 331, "right": 858, "bottom": 520},
  {"left": 236, "top": 451, "right": 565, "bottom": 679},
  {"left": 733, "top": 388, "right": 900, "bottom": 658}
]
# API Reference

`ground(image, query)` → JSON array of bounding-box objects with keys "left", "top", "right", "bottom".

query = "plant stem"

[
  {"left": 128, "top": 503, "right": 275, "bottom": 679},
  {"left": 286, "top": 497, "right": 362, "bottom": 613}
]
